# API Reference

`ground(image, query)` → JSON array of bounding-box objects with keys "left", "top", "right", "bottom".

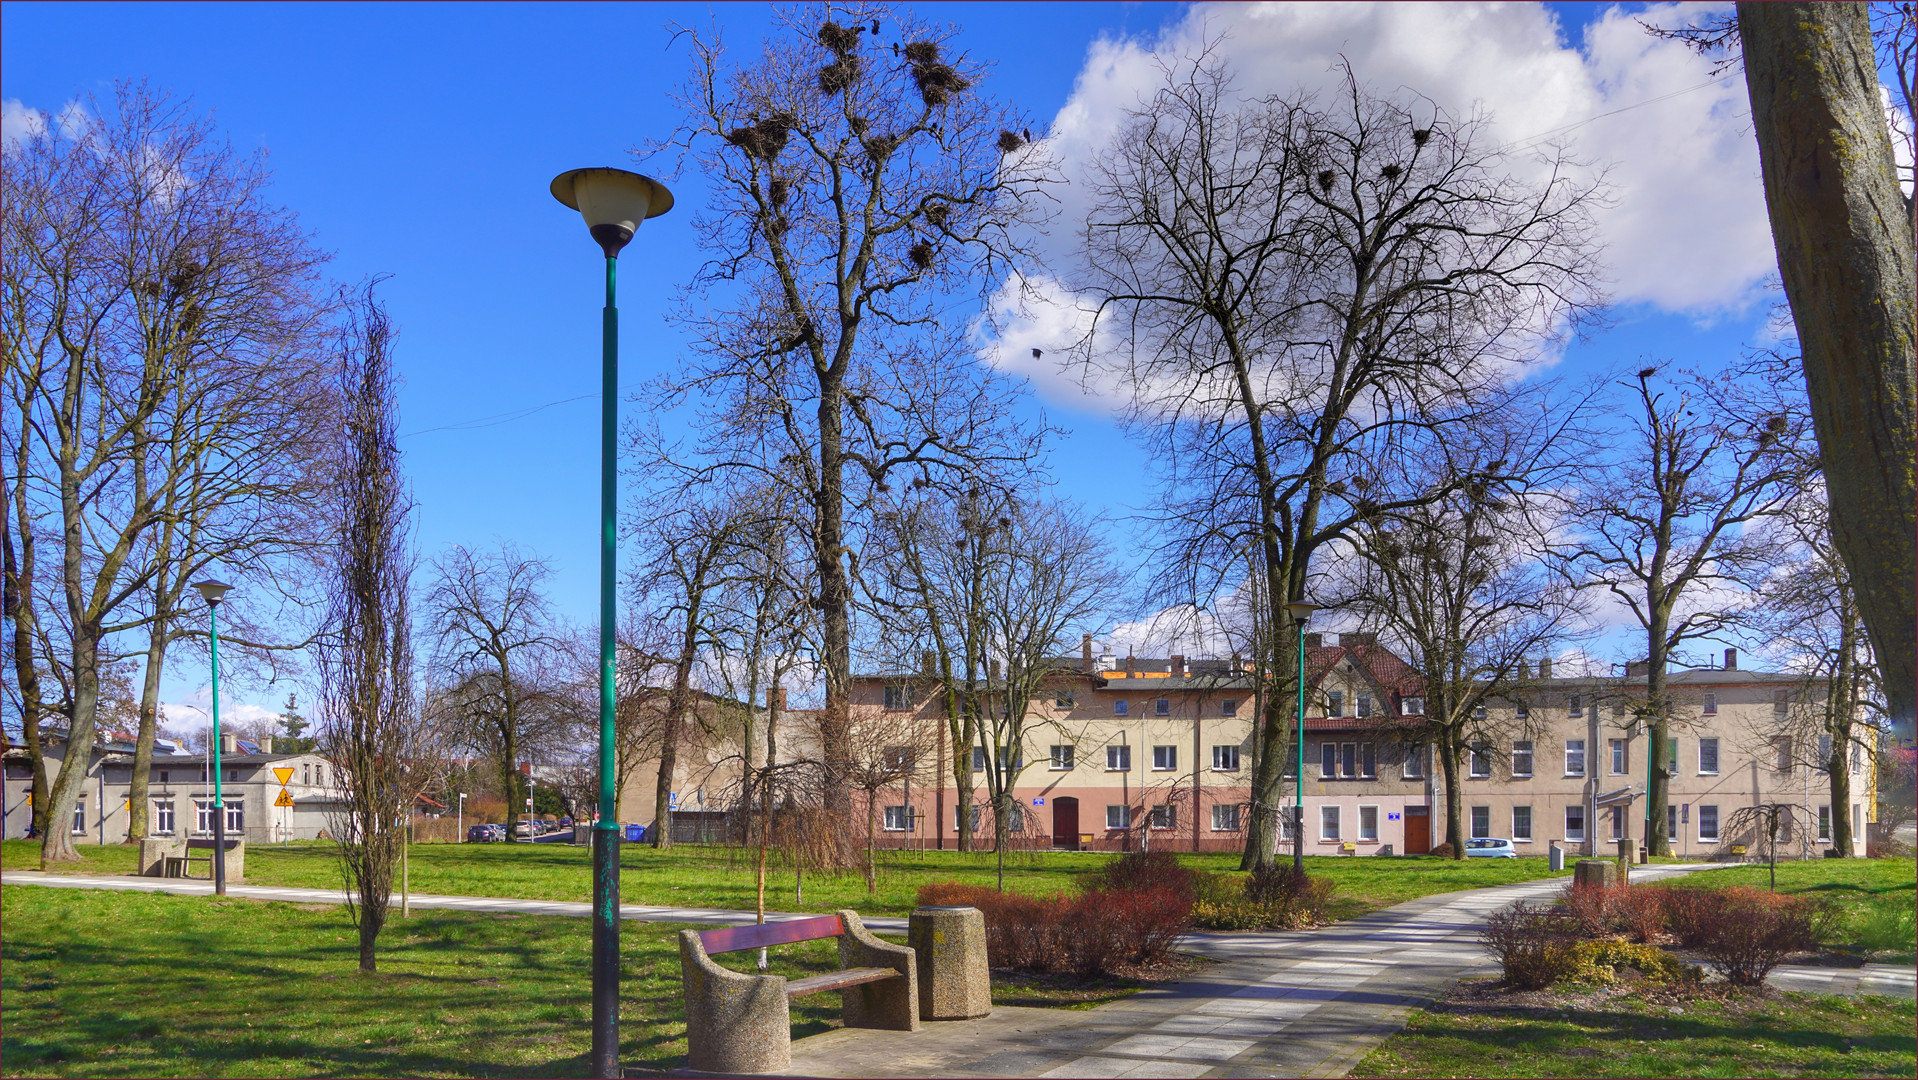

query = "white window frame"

[
  {"left": 1054, "top": 690, "right": 1076, "bottom": 708},
  {"left": 1610, "top": 738, "right": 1627, "bottom": 776},
  {"left": 883, "top": 684, "right": 910, "bottom": 710},
  {"left": 1105, "top": 804, "right": 1130, "bottom": 830},
  {"left": 1610, "top": 804, "right": 1624, "bottom": 842},
  {"left": 72, "top": 796, "right": 87, "bottom": 836},
  {"left": 1321, "top": 742, "right": 1337, "bottom": 778},
  {"left": 1569, "top": 694, "right": 1583, "bottom": 717},
  {"left": 1049, "top": 745, "right": 1074, "bottom": 771},
  {"left": 1565, "top": 805, "right": 1586, "bottom": 842},
  {"left": 1152, "top": 745, "right": 1178, "bottom": 772},
  {"left": 225, "top": 800, "right": 244, "bottom": 833},
  {"left": 1402, "top": 696, "right": 1425, "bottom": 716},
  {"left": 957, "top": 805, "right": 981, "bottom": 832},
  {"left": 883, "top": 805, "right": 910, "bottom": 831},
  {"left": 153, "top": 799, "right": 175, "bottom": 836},
  {"left": 1512, "top": 741, "right": 1534, "bottom": 778},
  {"left": 1403, "top": 743, "right": 1425, "bottom": 779},
  {"left": 1357, "top": 694, "right": 1372, "bottom": 719},
  {"left": 1697, "top": 804, "right": 1719, "bottom": 842},
  {"left": 1211, "top": 745, "right": 1240, "bottom": 771},
  {"left": 1106, "top": 745, "right": 1130, "bottom": 772},
  {"left": 1702, "top": 692, "right": 1717, "bottom": 715},
  {"left": 1327, "top": 690, "right": 1345, "bottom": 717},
  {"left": 1564, "top": 739, "right": 1586, "bottom": 777},
  {"left": 1468, "top": 744, "right": 1491, "bottom": 778},
  {"left": 1211, "top": 803, "right": 1241, "bottom": 832},
  {"left": 195, "top": 799, "right": 214, "bottom": 836},
  {"left": 1471, "top": 805, "right": 1490, "bottom": 839},
  {"left": 1361, "top": 742, "right": 1377, "bottom": 778},
  {"left": 1512, "top": 805, "right": 1532, "bottom": 842},
  {"left": 1221, "top": 698, "right": 1239, "bottom": 716},
  {"left": 1319, "top": 805, "right": 1341, "bottom": 841},
  {"left": 1341, "top": 742, "right": 1359, "bottom": 778},
  {"left": 1358, "top": 804, "right": 1379, "bottom": 842},
  {"left": 1818, "top": 804, "right": 1832, "bottom": 842},
  {"left": 1148, "top": 804, "right": 1176, "bottom": 830},
  {"left": 1699, "top": 737, "right": 1719, "bottom": 776},
  {"left": 1155, "top": 698, "right": 1170, "bottom": 717}
]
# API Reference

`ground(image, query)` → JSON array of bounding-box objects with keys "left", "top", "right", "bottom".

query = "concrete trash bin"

[{"left": 908, "top": 905, "right": 991, "bottom": 1021}]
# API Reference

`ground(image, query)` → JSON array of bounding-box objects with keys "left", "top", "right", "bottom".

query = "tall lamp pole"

[
  {"left": 551, "top": 166, "right": 673, "bottom": 1080},
  {"left": 1284, "top": 601, "right": 1318, "bottom": 875},
  {"left": 194, "top": 580, "right": 234, "bottom": 895}
]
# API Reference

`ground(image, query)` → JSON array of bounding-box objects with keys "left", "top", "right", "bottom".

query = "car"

[
  {"left": 1464, "top": 838, "right": 1518, "bottom": 858},
  {"left": 467, "top": 824, "right": 505, "bottom": 843},
  {"left": 509, "top": 821, "right": 534, "bottom": 838}
]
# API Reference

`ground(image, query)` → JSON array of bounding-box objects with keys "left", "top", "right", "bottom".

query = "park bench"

[{"left": 678, "top": 909, "right": 917, "bottom": 1074}]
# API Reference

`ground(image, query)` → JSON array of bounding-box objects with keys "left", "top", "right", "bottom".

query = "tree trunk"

[
  {"left": 1242, "top": 606, "right": 1302, "bottom": 870},
  {"left": 1827, "top": 602, "right": 1858, "bottom": 855},
  {"left": 1646, "top": 610, "right": 1672, "bottom": 856},
  {"left": 2, "top": 472, "right": 53, "bottom": 840},
  {"left": 1438, "top": 730, "right": 1465, "bottom": 859},
  {"left": 126, "top": 611, "right": 170, "bottom": 842},
  {"left": 816, "top": 371, "right": 853, "bottom": 827},
  {"left": 1740, "top": 1, "right": 1918, "bottom": 741}
]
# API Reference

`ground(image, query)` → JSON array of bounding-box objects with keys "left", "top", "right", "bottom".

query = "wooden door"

[
  {"left": 1052, "top": 797, "right": 1079, "bottom": 849},
  {"left": 1404, "top": 805, "right": 1430, "bottom": 854}
]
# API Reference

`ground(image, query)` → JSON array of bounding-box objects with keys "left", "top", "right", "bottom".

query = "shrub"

[
  {"left": 1430, "top": 842, "right": 1456, "bottom": 858},
  {"left": 1481, "top": 901, "right": 1581, "bottom": 990},
  {"left": 1656, "top": 885, "right": 1723, "bottom": 949},
  {"left": 1190, "top": 900, "right": 1271, "bottom": 931},
  {"left": 1857, "top": 904, "right": 1917, "bottom": 957},
  {"left": 1614, "top": 886, "right": 1668, "bottom": 943},
  {"left": 1698, "top": 891, "right": 1834, "bottom": 986},
  {"left": 1093, "top": 849, "right": 1194, "bottom": 902},
  {"left": 1559, "top": 882, "right": 1624, "bottom": 938},
  {"left": 914, "top": 874, "right": 1194, "bottom": 978},
  {"left": 1566, "top": 940, "right": 1701, "bottom": 986}
]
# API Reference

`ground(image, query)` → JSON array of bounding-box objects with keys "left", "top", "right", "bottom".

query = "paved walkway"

[{"left": 7, "top": 865, "right": 1911, "bottom": 1079}]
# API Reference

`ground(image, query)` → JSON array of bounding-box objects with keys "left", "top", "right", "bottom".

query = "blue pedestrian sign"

[
  {"left": 668, "top": 792, "right": 678, "bottom": 809},
  {"left": 1387, "top": 812, "right": 1401, "bottom": 821},
  {"left": 1032, "top": 797, "right": 1045, "bottom": 806}
]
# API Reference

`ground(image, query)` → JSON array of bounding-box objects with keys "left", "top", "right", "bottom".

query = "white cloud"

[
  {"left": 985, "top": 1, "right": 1791, "bottom": 407},
  {"left": 2, "top": 98, "right": 48, "bottom": 152},
  {"left": 161, "top": 688, "right": 285, "bottom": 735}
]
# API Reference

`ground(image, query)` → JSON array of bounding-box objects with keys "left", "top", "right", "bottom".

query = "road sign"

[
  {"left": 1032, "top": 797, "right": 1045, "bottom": 806},
  {"left": 273, "top": 767, "right": 295, "bottom": 786},
  {"left": 274, "top": 789, "right": 296, "bottom": 808},
  {"left": 668, "top": 792, "right": 678, "bottom": 809}
]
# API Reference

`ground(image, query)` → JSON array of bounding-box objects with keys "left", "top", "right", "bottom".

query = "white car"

[{"left": 1464, "top": 838, "right": 1518, "bottom": 858}]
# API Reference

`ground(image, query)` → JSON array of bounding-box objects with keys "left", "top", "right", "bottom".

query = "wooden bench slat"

[
  {"left": 699, "top": 914, "right": 843, "bottom": 955},
  {"left": 784, "top": 967, "right": 900, "bottom": 998}
]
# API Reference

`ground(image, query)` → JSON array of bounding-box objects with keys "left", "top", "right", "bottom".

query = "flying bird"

[{"left": 1031, "top": 348, "right": 1043, "bottom": 360}]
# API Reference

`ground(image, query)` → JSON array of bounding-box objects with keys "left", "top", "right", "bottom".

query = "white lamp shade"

[
  {"left": 194, "top": 579, "right": 234, "bottom": 605},
  {"left": 1283, "top": 601, "right": 1319, "bottom": 621},
  {"left": 551, "top": 168, "right": 672, "bottom": 255}
]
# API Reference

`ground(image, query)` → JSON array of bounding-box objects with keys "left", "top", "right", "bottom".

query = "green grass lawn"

[
  {"left": 1676, "top": 857, "right": 1917, "bottom": 960},
  {"left": 3, "top": 839, "right": 1571, "bottom": 919},
  {"left": 1350, "top": 980, "right": 1917, "bottom": 1079}
]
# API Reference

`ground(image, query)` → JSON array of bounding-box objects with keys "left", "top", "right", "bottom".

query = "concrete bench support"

[{"left": 909, "top": 905, "right": 990, "bottom": 1021}]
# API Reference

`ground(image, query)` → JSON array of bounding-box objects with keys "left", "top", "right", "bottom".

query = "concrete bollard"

[
  {"left": 1573, "top": 859, "right": 1619, "bottom": 890},
  {"left": 908, "top": 906, "right": 991, "bottom": 1021},
  {"left": 1548, "top": 842, "right": 1564, "bottom": 871}
]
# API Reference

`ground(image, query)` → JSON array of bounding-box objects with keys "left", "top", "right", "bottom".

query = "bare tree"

[
  {"left": 424, "top": 543, "right": 565, "bottom": 835},
  {"left": 317, "top": 282, "right": 429, "bottom": 973},
  {"left": 1, "top": 81, "right": 330, "bottom": 863},
  {"left": 1738, "top": 3, "right": 1916, "bottom": 741},
  {"left": 1569, "top": 367, "right": 1807, "bottom": 856},
  {"left": 1073, "top": 55, "right": 1605, "bottom": 869},
  {"left": 838, "top": 703, "right": 936, "bottom": 893},
  {"left": 655, "top": 4, "right": 1052, "bottom": 824}
]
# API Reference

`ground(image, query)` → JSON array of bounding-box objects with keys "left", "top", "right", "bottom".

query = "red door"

[
  {"left": 1052, "top": 797, "right": 1079, "bottom": 849},
  {"left": 1404, "top": 805, "right": 1431, "bottom": 854}
]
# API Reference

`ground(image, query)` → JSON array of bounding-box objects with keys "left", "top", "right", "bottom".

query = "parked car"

[
  {"left": 1464, "top": 838, "right": 1518, "bottom": 858},
  {"left": 509, "top": 821, "right": 534, "bottom": 838},
  {"left": 467, "top": 824, "right": 505, "bottom": 843}
]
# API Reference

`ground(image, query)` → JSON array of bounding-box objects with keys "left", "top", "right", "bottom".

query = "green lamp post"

[
  {"left": 193, "top": 579, "right": 234, "bottom": 895},
  {"left": 1284, "top": 600, "right": 1318, "bottom": 874},
  {"left": 550, "top": 165, "right": 672, "bottom": 1080}
]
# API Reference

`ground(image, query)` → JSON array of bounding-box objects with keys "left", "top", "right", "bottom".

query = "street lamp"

[
  {"left": 193, "top": 579, "right": 234, "bottom": 896},
  {"left": 1284, "top": 600, "right": 1318, "bottom": 875},
  {"left": 551, "top": 165, "right": 672, "bottom": 1080},
  {"left": 457, "top": 792, "right": 466, "bottom": 842}
]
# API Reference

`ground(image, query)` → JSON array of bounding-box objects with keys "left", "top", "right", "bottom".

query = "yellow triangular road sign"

[
  {"left": 273, "top": 767, "right": 295, "bottom": 786},
  {"left": 274, "top": 788, "right": 296, "bottom": 808}
]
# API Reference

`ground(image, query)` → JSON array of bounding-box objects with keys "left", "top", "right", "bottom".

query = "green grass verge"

[
  {"left": 1349, "top": 981, "right": 1917, "bottom": 1079},
  {"left": 3, "top": 840, "right": 1570, "bottom": 919},
  {"left": 1675, "top": 858, "right": 1917, "bottom": 960},
  {"left": 0, "top": 883, "right": 869, "bottom": 1078}
]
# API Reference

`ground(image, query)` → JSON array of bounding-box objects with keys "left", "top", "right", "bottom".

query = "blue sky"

[{"left": 5, "top": 2, "right": 1808, "bottom": 729}]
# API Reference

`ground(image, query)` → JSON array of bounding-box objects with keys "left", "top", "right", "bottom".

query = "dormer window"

[{"left": 1401, "top": 697, "right": 1424, "bottom": 716}]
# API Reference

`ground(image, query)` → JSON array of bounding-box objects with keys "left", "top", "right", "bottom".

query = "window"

[
  {"left": 1357, "top": 694, "right": 1372, "bottom": 719},
  {"left": 1361, "top": 743, "right": 1376, "bottom": 778},
  {"left": 1610, "top": 739, "right": 1627, "bottom": 775},
  {"left": 1699, "top": 737, "right": 1719, "bottom": 775},
  {"left": 195, "top": 799, "right": 213, "bottom": 835},
  {"left": 1321, "top": 743, "right": 1337, "bottom": 778},
  {"left": 883, "top": 805, "right": 910, "bottom": 831},
  {"left": 1106, "top": 745, "right": 1131, "bottom": 772},
  {"left": 1403, "top": 743, "right": 1425, "bottom": 779},
  {"left": 1212, "top": 803, "right": 1241, "bottom": 831},
  {"left": 1512, "top": 741, "right": 1534, "bottom": 777},
  {"left": 972, "top": 746, "right": 987, "bottom": 772},
  {"left": 1320, "top": 805, "right": 1341, "bottom": 841},
  {"left": 1105, "top": 805, "right": 1131, "bottom": 830},
  {"left": 1282, "top": 749, "right": 1298, "bottom": 777},
  {"left": 1609, "top": 805, "right": 1623, "bottom": 841},
  {"left": 1665, "top": 737, "right": 1678, "bottom": 773},
  {"left": 1818, "top": 805, "right": 1832, "bottom": 842},
  {"left": 1054, "top": 690, "right": 1076, "bottom": 708},
  {"left": 158, "top": 769, "right": 168, "bottom": 784},
  {"left": 1473, "top": 704, "right": 1488, "bottom": 720},
  {"left": 1773, "top": 737, "right": 1793, "bottom": 774},
  {"left": 1359, "top": 805, "right": 1379, "bottom": 842},
  {"left": 1001, "top": 804, "right": 1024, "bottom": 832},
  {"left": 1565, "top": 739, "right": 1586, "bottom": 777},
  {"left": 1512, "top": 805, "right": 1532, "bottom": 841},
  {"left": 1565, "top": 805, "right": 1586, "bottom": 842},
  {"left": 1569, "top": 694, "right": 1583, "bottom": 717},
  {"left": 1327, "top": 691, "right": 1345, "bottom": 717},
  {"left": 883, "top": 684, "right": 910, "bottom": 710},
  {"left": 1049, "top": 745, "right": 1074, "bottom": 771},
  {"left": 1212, "top": 745, "right": 1241, "bottom": 771},
  {"left": 1515, "top": 700, "right": 1529, "bottom": 719},
  {"left": 1113, "top": 700, "right": 1129, "bottom": 717},
  {"left": 315, "top": 765, "right": 325, "bottom": 787},
  {"left": 1221, "top": 699, "right": 1239, "bottom": 716},
  {"left": 226, "top": 800, "right": 244, "bottom": 832},
  {"left": 1471, "top": 805, "right": 1490, "bottom": 838},
  {"left": 1469, "top": 744, "right": 1491, "bottom": 778},
  {"left": 1668, "top": 805, "right": 1679, "bottom": 837},
  {"left": 1149, "top": 804, "right": 1176, "bottom": 830},
  {"left": 1152, "top": 745, "right": 1178, "bottom": 771},
  {"left": 72, "top": 797, "right": 87, "bottom": 836},
  {"left": 1155, "top": 698, "right": 1170, "bottom": 716},
  {"left": 1818, "top": 735, "right": 1832, "bottom": 766},
  {"left": 957, "top": 805, "right": 981, "bottom": 832},
  {"left": 1698, "top": 804, "right": 1719, "bottom": 842},
  {"left": 1702, "top": 692, "right": 1717, "bottom": 715},
  {"left": 1773, "top": 690, "right": 1790, "bottom": 717},
  {"left": 154, "top": 800, "right": 175, "bottom": 835},
  {"left": 302, "top": 763, "right": 310, "bottom": 786},
  {"left": 1341, "top": 743, "right": 1359, "bottom": 778},
  {"left": 1852, "top": 741, "right": 1864, "bottom": 774},
  {"left": 1402, "top": 696, "right": 1425, "bottom": 716},
  {"left": 997, "top": 747, "right": 1023, "bottom": 771},
  {"left": 1278, "top": 807, "right": 1298, "bottom": 841}
]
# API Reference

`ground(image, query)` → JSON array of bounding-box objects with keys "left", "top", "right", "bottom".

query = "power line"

[
  {"left": 399, "top": 393, "right": 595, "bottom": 439},
  {"left": 1501, "top": 73, "right": 1739, "bottom": 154}
]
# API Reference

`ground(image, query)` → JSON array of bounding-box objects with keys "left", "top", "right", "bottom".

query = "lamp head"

[
  {"left": 551, "top": 167, "right": 673, "bottom": 258},
  {"left": 193, "top": 579, "right": 234, "bottom": 607},
  {"left": 1283, "top": 600, "right": 1319, "bottom": 624}
]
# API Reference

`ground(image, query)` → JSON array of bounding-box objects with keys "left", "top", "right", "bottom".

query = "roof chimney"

[
  {"left": 1724, "top": 647, "right": 1737, "bottom": 670},
  {"left": 1231, "top": 652, "right": 1243, "bottom": 672},
  {"left": 1082, "top": 634, "right": 1094, "bottom": 673},
  {"left": 219, "top": 732, "right": 239, "bottom": 756},
  {"left": 1343, "top": 631, "right": 1376, "bottom": 647},
  {"left": 1539, "top": 658, "right": 1553, "bottom": 680},
  {"left": 989, "top": 658, "right": 1001, "bottom": 682},
  {"left": 1304, "top": 633, "right": 1323, "bottom": 649},
  {"left": 1170, "top": 654, "right": 1185, "bottom": 678},
  {"left": 773, "top": 686, "right": 787, "bottom": 712},
  {"left": 1518, "top": 660, "right": 1532, "bottom": 679},
  {"left": 1625, "top": 659, "right": 1648, "bottom": 677},
  {"left": 1125, "top": 654, "right": 1136, "bottom": 678},
  {"left": 921, "top": 650, "right": 937, "bottom": 677}
]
